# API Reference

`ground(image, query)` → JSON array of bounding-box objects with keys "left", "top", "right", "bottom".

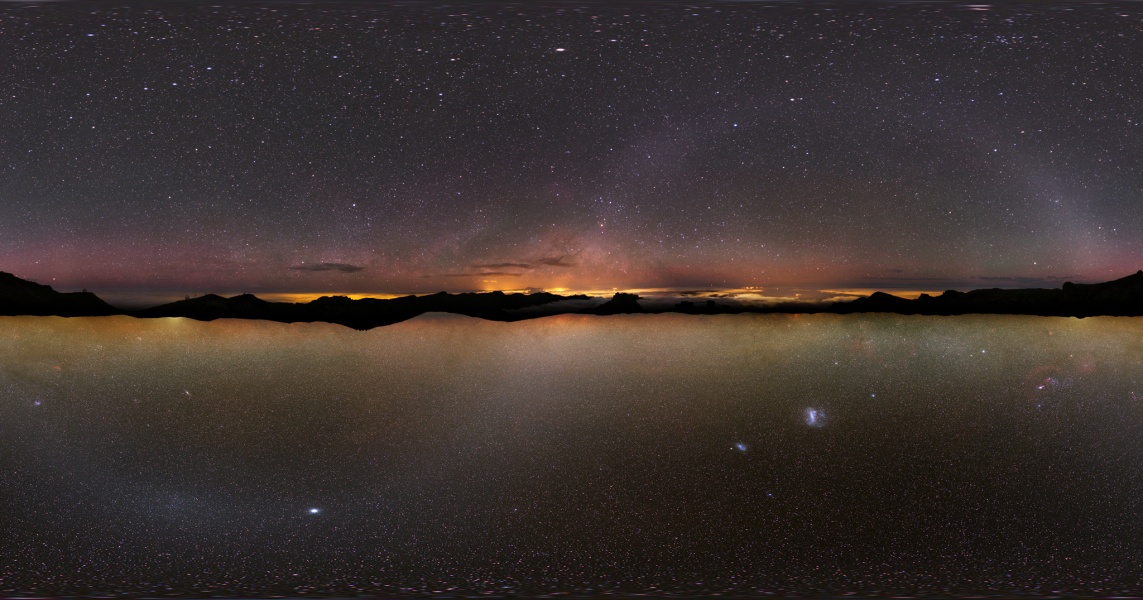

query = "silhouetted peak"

[
  {"left": 1064, "top": 270, "right": 1143, "bottom": 291},
  {"left": 0, "top": 271, "right": 54, "bottom": 292},
  {"left": 0, "top": 271, "right": 119, "bottom": 316},
  {"left": 1114, "top": 270, "right": 1143, "bottom": 283},
  {"left": 228, "top": 294, "right": 266, "bottom": 304},
  {"left": 593, "top": 292, "right": 644, "bottom": 315},
  {"left": 313, "top": 295, "right": 352, "bottom": 303}
]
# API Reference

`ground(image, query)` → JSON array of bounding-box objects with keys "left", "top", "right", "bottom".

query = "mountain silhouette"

[
  {"left": 0, "top": 271, "right": 120, "bottom": 317},
  {"left": 6, "top": 270, "right": 1143, "bottom": 328},
  {"left": 835, "top": 270, "right": 1143, "bottom": 317},
  {"left": 131, "top": 289, "right": 592, "bottom": 330}
]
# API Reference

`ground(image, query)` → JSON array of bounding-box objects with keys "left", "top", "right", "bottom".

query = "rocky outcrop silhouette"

[{"left": 591, "top": 292, "right": 644, "bottom": 315}]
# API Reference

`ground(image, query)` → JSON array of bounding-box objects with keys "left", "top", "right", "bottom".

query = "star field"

[
  {"left": 3, "top": 313, "right": 1143, "bottom": 596},
  {"left": 2, "top": 2, "right": 1143, "bottom": 300}
]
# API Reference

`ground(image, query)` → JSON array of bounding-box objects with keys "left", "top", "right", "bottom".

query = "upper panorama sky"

[{"left": 2, "top": 1, "right": 1142, "bottom": 297}]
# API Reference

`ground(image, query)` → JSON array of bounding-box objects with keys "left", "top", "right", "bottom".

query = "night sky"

[{"left": 2, "top": 1, "right": 1143, "bottom": 300}]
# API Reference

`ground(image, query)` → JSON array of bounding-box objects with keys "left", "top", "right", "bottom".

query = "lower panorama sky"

[{"left": 2, "top": 1, "right": 1142, "bottom": 298}]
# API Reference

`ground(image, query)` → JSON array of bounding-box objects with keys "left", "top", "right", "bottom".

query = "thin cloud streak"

[
  {"left": 289, "top": 263, "right": 366, "bottom": 274},
  {"left": 538, "top": 256, "right": 576, "bottom": 267}
]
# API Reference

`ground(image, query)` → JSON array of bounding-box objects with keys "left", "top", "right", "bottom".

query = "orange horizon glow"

[
  {"left": 112, "top": 286, "right": 971, "bottom": 308},
  {"left": 220, "top": 286, "right": 947, "bottom": 305},
  {"left": 260, "top": 288, "right": 645, "bottom": 303},
  {"left": 817, "top": 289, "right": 951, "bottom": 300}
]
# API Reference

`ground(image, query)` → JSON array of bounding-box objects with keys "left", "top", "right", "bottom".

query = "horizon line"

[{"left": 9, "top": 268, "right": 1141, "bottom": 309}]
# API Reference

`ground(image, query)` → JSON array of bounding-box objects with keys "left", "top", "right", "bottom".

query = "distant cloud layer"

[
  {"left": 975, "top": 275, "right": 1075, "bottom": 287},
  {"left": 473, "top": 263, "right": 533, "bottom": 270},
  {"left": 289, "top": 263, "right": 365, "bottom": 274},
  {"left": 537, "top": 256, "right": 576, "bottom": 267},
  {"left": 427, "top": 256, "right": 579, "bottom": 279},
  {"left": 434, "top": 271, "right": 523, "bottom": 278},
  {"left": 468, "top": 256, "right": 576, "bottom": 272}
]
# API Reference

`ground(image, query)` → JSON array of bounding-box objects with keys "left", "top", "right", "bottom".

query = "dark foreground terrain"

[
  {"left": 4, "top": 312, "right": 1143, "bottom": 597},
  {"left": 4, "top": 270, "right": 1143, "bottom": 329}
]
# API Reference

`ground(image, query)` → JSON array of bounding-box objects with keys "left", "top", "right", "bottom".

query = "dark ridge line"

[{"left": 3, "top": 270, "right": 1143, "bottom": 330}]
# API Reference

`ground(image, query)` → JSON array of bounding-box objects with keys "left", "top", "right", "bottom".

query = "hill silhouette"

[
  {"left": 6, "top": 270, "right": 1143, "bottom": 328},
  {"left": 0, "top": 272, "right": 120, "bottom": 317},
  {"left": 835, "top": 270, "right": 1143, "bottom": 317},
  {"left": 132, "top": 289, "right": 593, "bottom": 330}
]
